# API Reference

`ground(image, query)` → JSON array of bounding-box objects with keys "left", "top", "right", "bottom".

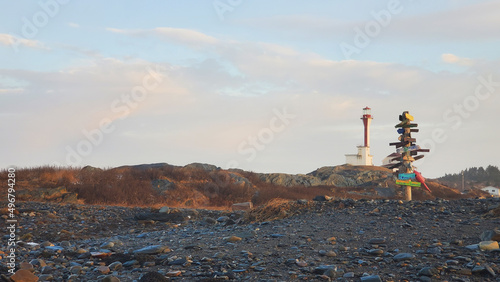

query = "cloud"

[
  {"left": 68, "top": 22, "right": 80, "bottom": 28},
  {"left": 441, "top": 53, "right": 475, "bottom": 66},
  {"left": 0, "top": 88, "right": 24, "bottom": 94},
  {"left": 385, "top": 1, "right": 500, "bottom": 41},
  {"left": 107, "top": 27, "right": 218, "bottom": 47},
  {"left": 237, "top": 1, "right": 500, "bottom": 42},
  {"left": 2, "top": 27, "right": 499, "bottom": 176},
  {"left": 0, "top": 33, "right": 46, "bottom": 50}
]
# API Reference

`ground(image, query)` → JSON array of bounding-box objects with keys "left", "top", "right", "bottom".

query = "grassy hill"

[{"left": 0, "top": 163, "right": 488, "bottom": 208}]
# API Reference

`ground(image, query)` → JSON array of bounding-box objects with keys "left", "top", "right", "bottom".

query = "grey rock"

[
  {"left": 108, "top": 261, "right": 123, "bottom": 271},
  {"left": 40, "top": 266, "right": 53, "bottom": 274},
  {"left": 139, "top": 271, "right": 168, "bottom": 282},
  {"left": 393, "top": 253, "right": 415, "bottom": 261},
  {"left": 418, "top": 267, "right": 439, "bottom": 277},
  {"left": 217, "top": 216, "right": 229, "bottom": 222},
  {"left": 100, "top": 242, "right": 114, "bottom": 249},
  {"left": 133, "top": 245, "right": 170, "bottom": 254},
  {"left": 101, "top": 276, "right": 121, "bottom": 282},
  {"left": 123, "top": 260, "right": 140, "bottom": 267},
  {"left": 313, "top": 265, "right": 337, "bottom": 275},
  {"left": 151, "top": 179, "right": 176, "bottom": 193},
  {"left": 360, "top": 275, "right": 382, "bottom": 282},
  {"left": 368, "top": 249, "right": 384, "bottom": 255},
  {"left": 343, "top": 272, "right": 355, "bottom": 278},
  {"left": 465, "top": 244, "right": 479, "bottom": 250},
  {"left": 38, "top": 274, "right": 54, "bottom": 281},
  {"left": 60, "top": 241, "right": 72, "bottom": 248},
  {"left": 368, "top": 238, "right": 386, "bottom": 244},
  {"left": 184, "top": 162, "right": 219, "bottom": 171},
  {"left": 313, "top": 195, "right": 328, "bottom": 201},
  {"left": 472, "top": 265, "right": 486, "bottom": 274},
  {"left": 426, "top": 247, "right": 442, "bottom": 254},
  {"left": 70, "top": 265, "right": 82, "bottom": 274},
  {"left": 168, "top": 258, "right": 187, "bottom": 265},
  {"left": 159, "top": 206, "right": 170, "bottom": 213},
  {"left": 29, "top": 259, "right": 46, "bottom": 268},
  {"left": 481, "top": 228, "right": 500, "bottom": 242},
  {"left": 485, "top": 264, "right": 496, "bottom": 277},
  {"left": 134, "top": 212, "right": 190, "bottom": 222}
]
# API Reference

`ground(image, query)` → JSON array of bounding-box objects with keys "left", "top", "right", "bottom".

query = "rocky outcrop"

[
  {"left": 17, "top": 187, "right": 78, "bottom": 203},
  {"left": 151, "top": 179, "right": 176, "bottom": 193},
  {"left": 258, "top": 173, "right": 321, "bottom": 187},
  {"left": 183, "top": 163, "right": 220, "bottom": 171},
  {"left": 258, "top": 165, "right": 395, "bottom": 188}
]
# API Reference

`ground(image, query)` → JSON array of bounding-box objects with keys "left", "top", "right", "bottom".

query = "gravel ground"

[{"left": 2, "top": 198, "right": 500, "bottom": 281}]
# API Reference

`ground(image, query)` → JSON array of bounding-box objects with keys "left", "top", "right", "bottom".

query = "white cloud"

[
  {"left": 238, "top": 2, "right": 500, "bottom": 42},
  {"left": 68, "top": 22, "right": 80, "bottom": 28},
  {"left": 441, "top": 53, "right": 475, "bottom": 66},
  {"left": 107, "top": 27, "right": 218, "bottom": 47},
  {"left": 386, "top": 1, "right": 500, "bottom": 40},
  {"left": 0, "top": 88, "right": 24, "bottom": 94},
  {"left": 0, "top": 33, "right": 46, "bottom": 50},
  {"left": 2, "top": 27, "right": 499, "bottom": 176}
]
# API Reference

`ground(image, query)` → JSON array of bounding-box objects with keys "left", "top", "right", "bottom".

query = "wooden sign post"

[{"left": 389, "top": 111, "right": 430, "bottom": 201}]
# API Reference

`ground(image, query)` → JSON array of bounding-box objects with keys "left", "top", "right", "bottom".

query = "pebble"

[
  {"left": 101, "top": 276, "right": 121, "bottom": 282},
  {"left": 369, "top": 238, "right": 386, "bottom": 244},
  {"left": 479, "top": 240, "right": 499, "bottom": 251},
  {"left": 109, "top": 261, "right": 123, "bottom": 270},
  {"left": 368, "top": 249, "right": 384, "bottom": 255},
  {"left": 343, "top": 272, "right": 355, "bottom": 278},
  {"left": 96, "top": 265, "right": 110, "bottom": 274},
  {"left": 224, "top": 235, "right": 242, "bottom": 242},
  {"left": 6, "top": 198, "right": 500, "bottom": 281},
  {"left": 393, "top": 253, "right": 415, "bottom": 261},
  {"left": 360, "top": 275, "right": 382, "bottom": 282},
  {"left": 167, "top": 270, "right": 182, "bottom": 277},
  {"left": 418, "top": 266, "right": 439, "bottom": 277},
  {"left": 10, "top": 269, "right": 39, "bottom": 282},
  {"left": 133, "top": 245, "right": 171, "bottom": 254},
  {"left": 159, "top": 206, "right": 170, "bottom": 213}
]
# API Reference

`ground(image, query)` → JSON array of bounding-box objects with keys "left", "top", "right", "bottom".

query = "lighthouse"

[
  {"left": 362, "top": 106, "right": 373, "bottom": 147},
  {"left": 345, "top": 107, "right": 374, "bottom": 166}
]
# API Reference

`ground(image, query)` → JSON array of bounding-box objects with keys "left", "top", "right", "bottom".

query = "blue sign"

[{"left": 398, "top": 173, "right": 416, "bottom": 180}]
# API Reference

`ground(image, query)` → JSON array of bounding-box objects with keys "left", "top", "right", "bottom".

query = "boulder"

[
  {"left": 184, "top": 163, "right": 219, "bottom": 171},
  {"left": 10, "top": 269, "right": 39, "bottom": 282},
  {"left": 151, "top": 179, "right": 175, "bottom": 193},
  {"left": 232, "top": 202, "right": 253, "bottom": 211},
  {"left": 479, "top": 241, "right": 500, "bottom": 251},
  {"left": 481, "top": 228, "right": 500, "bottom": 242}
]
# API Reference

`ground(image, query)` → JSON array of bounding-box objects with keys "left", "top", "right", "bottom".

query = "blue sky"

[{"left": 1, "top": 0, "right": 499, "bottom": 178}]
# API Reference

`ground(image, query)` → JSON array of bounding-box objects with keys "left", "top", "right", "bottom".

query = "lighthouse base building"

[{"left": 345, "top": 146, "right": 373, "bottom": 166}]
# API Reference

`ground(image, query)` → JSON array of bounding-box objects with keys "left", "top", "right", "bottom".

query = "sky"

[{"left": 1, "top": 0, "right": 499, "bottom": 178}]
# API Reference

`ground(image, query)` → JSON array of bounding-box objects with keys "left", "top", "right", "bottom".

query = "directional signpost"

[{"left": 389, "top": 111, "right": 431, "bottom": 200}]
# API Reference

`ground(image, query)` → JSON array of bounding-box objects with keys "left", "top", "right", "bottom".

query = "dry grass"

[
  {"left": 0, "top": 165, "right": 486, "bottom": 209},
  {"left": 244, "top": 198, "right": 308, "bottom": 222}
]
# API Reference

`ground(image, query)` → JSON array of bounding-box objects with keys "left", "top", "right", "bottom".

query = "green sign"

[{"left": 396, "top": 179, "right": 421, "bottom": 187}]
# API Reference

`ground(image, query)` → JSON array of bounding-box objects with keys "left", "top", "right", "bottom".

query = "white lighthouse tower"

[{"left": 345, "top": 107, "right": 374, "bottom": 166}]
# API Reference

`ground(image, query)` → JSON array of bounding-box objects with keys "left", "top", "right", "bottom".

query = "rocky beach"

[{"left": 2, "top": 197, "right": 500, "bottom": 281}]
